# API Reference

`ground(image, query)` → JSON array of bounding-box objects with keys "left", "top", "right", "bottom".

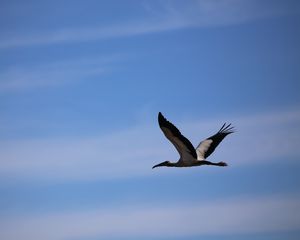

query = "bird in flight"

[{"left": 152, "top": 112, "right": 234, "bottom": 169}]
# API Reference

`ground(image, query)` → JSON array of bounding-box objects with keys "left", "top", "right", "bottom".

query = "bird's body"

[{"left": 152, "top": 112, "right": 234, "bottom": 169}]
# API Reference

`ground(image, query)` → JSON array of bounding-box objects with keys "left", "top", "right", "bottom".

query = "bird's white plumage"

[{"left": 196, "top": 139, "right": 213, "bottom": 160}]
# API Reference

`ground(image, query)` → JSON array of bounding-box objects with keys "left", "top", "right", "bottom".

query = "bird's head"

[{"left": 152, "top": 161, "right": 172, "bottom": 169}]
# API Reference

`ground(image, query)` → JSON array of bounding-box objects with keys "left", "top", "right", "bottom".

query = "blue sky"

[{"left": 1, "top": 0, "right": 300, "bottom": 239}]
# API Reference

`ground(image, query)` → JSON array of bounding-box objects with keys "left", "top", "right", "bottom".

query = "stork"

[{"left": 152, "top": 112, "right": 234, "bottom": 169}]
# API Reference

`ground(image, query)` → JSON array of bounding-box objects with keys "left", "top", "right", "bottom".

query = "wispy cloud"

[
  {"left": 0, "top": 107, "right": 299, "bottom": 182},
  {"left": 0, "top": 0, "right": 297, "bottom": 49},
  {"left": 186, "top": 108, "right": 300, "bottom": 166},
  {"left": 1, "top": 194, "right": 299, "bottom": 239},
  {"left": 0, "top": 20, "right": 181, "bottom": 49},
  {"left": 0, "top": 55, "right": 118, "bottom": 92}
]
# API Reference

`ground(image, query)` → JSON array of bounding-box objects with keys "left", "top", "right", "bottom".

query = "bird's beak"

[
  {"left": 152, "top": 164, "right": 159, "bottom": 169},
  {"left": 152, "top": 162, "right": 165, "bottom": 169}
]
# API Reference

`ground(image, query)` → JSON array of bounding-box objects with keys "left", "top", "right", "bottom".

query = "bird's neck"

[{"left": 166, "top": 162, "right": 177, "bottom": 167}]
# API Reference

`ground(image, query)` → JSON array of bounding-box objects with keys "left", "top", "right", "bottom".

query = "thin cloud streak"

[
  {"left": 186, "top": 108, "right": 300, "bottom": 166},
  {"left": 0, "top": 195, "right": 299, "bottom": 240},
  {"left": 0, "top": 55, "right": 118, "bottom": 92},
  {"left": 0, "top": 20, "right": 183, "bottom": 49},
  {"left": 0, "top": 0, "right": 296, "bottom": 49},
  {"left": 0, "top": 108, "right": 299, "bottom": 182}
]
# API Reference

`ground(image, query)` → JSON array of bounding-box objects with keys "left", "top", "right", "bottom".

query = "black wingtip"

[
  {"left": 158, "top": 112, "right": 166, "bottom": 125},
  {"left": 219, "top": 123, "right": 235, "bottom": 134},
  {"left": 218, "top": 123, "right": 226, "bottom": 132}
]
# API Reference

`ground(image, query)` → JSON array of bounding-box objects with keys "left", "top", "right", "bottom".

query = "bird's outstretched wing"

[
  {"left": 158, "top": 112, "right": 197, "bottom": 160},
  {"left": 196, "top": 123, "right": 234, "bottom": 160}
]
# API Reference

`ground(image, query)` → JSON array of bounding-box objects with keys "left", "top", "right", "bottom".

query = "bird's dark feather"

[
  {"left": 158, "top": 112, "right": 197, "bottom": 159},
  {"left": 203, "top": 123, "right": 234, "bottom": 158}
]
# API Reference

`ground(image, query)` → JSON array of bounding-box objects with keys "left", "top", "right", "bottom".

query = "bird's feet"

[{"left": 218, "top": 161, "right": 228, "bottom": 167}]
